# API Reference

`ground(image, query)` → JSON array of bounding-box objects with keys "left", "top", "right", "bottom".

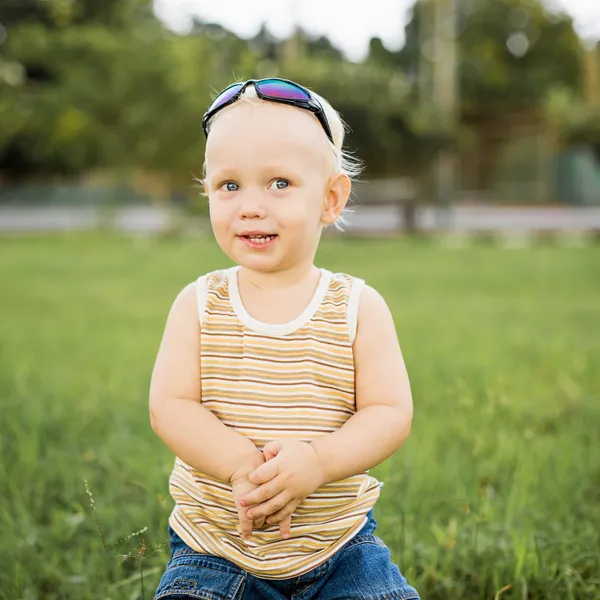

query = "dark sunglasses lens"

[
  {"left": 209, "top": 83, "right": 244, "bottom": 112},
  {"left": 257, "top": 79, "right": 310, "bottom": 101}
]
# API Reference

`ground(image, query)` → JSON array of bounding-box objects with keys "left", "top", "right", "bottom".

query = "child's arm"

[
  {"left": 240, "top": 285, "right": 413, "bottom": 524},
  {"left": 149, "top": 283, "right": 262, "bottom": 484},
  {"left": 308, "top": 284, "right": 413, "bottom": 482}
]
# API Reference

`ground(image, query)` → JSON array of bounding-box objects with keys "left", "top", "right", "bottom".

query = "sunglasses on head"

[{"left": 201, "top": 78, "right": 334, "bottom": 145}]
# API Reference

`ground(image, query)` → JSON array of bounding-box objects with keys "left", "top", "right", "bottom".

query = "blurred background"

[
  {"left": 1, "top": 0, "right": 600, "bottom": 234},
  {"left": 1, "top": 2, "right": 599, "bottom": 600}
]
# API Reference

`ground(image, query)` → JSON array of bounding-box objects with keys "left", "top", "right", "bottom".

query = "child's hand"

[
  {"left": 239, "top": 440, "right": 326, "bottom": 539},
  {"left": 230, "top": 452, "right": 267, "bottom": 541}
]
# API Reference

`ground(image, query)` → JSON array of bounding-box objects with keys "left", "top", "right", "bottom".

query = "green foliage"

[
  {"left": 0, "top": 0, "right": 594, "bottom": 186},
  {"left": 545, "top": 86, "right": 600, "bottom": 149},
  {"left": 0, "top": 234, "right": 599, "bottom": 598},
  {"left": 2, "top": 23, "right": 179, "bottom": 174},
  {"left": 0, "top": 14, "right": 261, "bottom": 182},
  {"left": 385, "top": 0, "right": 583, "bottom": 110},
  {"left": 459, "top": 0, "right": 582, "bottom": 109},
  {"left": 0, "top": 0, "right": 154, "bottom": 28},
  {"left": 266, "top": 58, "right": 416, "bottom": 175}
]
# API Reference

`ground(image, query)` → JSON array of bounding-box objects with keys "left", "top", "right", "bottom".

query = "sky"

[{"left": 154, "top": 0, "right": 600, "bottom": 62}]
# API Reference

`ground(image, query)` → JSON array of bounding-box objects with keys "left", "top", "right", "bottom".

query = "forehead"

[{"left": 205, "top": 100, "right": 333, "bottom": 174}]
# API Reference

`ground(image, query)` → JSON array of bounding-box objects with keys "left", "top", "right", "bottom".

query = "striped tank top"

[{"left": 168, "top": 266, "right": 381, "bottom": 579}]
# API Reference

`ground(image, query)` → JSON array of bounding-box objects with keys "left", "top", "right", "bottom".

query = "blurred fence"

[
  {"left": 1, "top": 181, "right": 600, "bottom": 235},
  {"left": 459, "top": 114, "right": 600, "bottom": 206}
]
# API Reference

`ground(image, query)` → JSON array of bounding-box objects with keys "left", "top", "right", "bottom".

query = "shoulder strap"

[
  {"left": 195, "top": 274, "right": 208, "bottom": 326},
  {"left": 347, "top": 277, "right": 365, "bottom": 345}
]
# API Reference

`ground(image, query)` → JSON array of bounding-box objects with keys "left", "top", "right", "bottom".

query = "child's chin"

[{"left": 238, "top": 256, "right": 280, "bottom": 272}]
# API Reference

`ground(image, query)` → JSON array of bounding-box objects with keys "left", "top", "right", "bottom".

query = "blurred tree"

[
  {"left": 0, "top": 8, "right": 259, "bottom": 183},
  {"left": 273, "top": 59, "right": 416, "bottom": 176},
  {"left": 0, "top": 0, "right": 594, "bottom": 190},
  {"left": 0, "top": 0, "right": 154, "bottom": 28},
  {"left": 250, "top": 24, "right": 280, "bottom": 61},
  {"left": 363, "top": 0, "right": 588, "bottom": 193},
  {"left": 367, "top": 37, "right": 399, "bottom": 70},
  {"left": 460, "top": 0, "right": 582, "bottom": 109},
  {"left": 304, "top": 33, "right": 344, "bottom": 62},
  {"left": 372, "top": 0, "right": 583, "bottom": 110},
  {"left": 0, "top": 0, "right": 51, "bottom": 27},
  {"left": 1, "top": 24, "right": 174, "bottom": 177}
]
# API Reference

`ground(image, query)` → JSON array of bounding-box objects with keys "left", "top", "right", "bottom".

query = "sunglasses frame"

[{"left": 201, "top": 78, "right": 334, "bottom": 145}]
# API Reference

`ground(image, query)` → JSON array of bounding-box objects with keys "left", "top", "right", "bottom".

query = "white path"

[{"left": 1, "top": 204, "right": 600, "bottom": 234}]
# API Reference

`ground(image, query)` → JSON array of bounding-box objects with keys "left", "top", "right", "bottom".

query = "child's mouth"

[{"left": 239, "top": 234, "right": 278, "bottom": 248}]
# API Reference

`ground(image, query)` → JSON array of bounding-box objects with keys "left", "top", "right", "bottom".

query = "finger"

[
  {"left": 265, "top": 501, "right": 298, "bottom": 524},
  {"left": 246, "top": 491, "right": 289, "bottom": 520},
  {"left": 254, "top": 516, "right": 266, "bottom": 529},
  {"left": 263, "top": 448, "right": 279, "bottom": 462},
  {"left": 262, "top": 440, "right": 282, "bottom": 462},
  {"left": 238, "top": 513, "right": 253, "bottom": 540},
  {"left": 279, "top": 516, "right": 292, "bottom": 540},
  {"left": 248, "top": 458, "right": 279, "bottom": 486},
  {"left": 241, "top": 476, "right": 284, "bottom": 507}
]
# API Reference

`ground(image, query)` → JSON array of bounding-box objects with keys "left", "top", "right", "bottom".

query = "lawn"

[{"left": 0, "top": 233, "right": 598, "bottom": 600}]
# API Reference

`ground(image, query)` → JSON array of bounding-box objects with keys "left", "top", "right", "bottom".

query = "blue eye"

[
  {"left": 222, "top": 182, "right": 239, "bottom": 192},
  {"left": 270, "top": 179, "right": 290, "bottom": 190}
]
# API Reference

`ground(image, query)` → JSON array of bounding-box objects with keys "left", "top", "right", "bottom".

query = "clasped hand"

[{"left": 231, "top": 439, "right": 325, "bottom": 541}]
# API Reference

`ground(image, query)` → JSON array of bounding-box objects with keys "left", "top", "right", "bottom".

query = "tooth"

[{"left": 246, "top": 235, "right": 275, "bottom": 243}]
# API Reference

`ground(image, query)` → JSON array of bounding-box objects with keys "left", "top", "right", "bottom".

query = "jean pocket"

[
  {"left": 154, "top": 555, "right": 246, "bottom": 600},
  {"left": 344, "top": 533, "right": 387, "bottom": 551}
]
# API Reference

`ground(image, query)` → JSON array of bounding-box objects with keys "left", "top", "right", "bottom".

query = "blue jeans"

[{"left": 154, "top": 511, "right": 420, "bottom": 600}]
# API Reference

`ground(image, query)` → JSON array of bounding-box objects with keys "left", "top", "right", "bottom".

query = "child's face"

[{"left": 204, "top": 100, "right": 343, "bottom": 274}]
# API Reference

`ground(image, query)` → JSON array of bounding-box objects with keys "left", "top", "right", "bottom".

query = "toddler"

[{"left": 149, "top": 78, "right": 420, "bottom": 600}]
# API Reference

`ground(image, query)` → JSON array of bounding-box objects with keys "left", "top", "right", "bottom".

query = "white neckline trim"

[{"left": 227, "top": 266, "right": 332, "bottom": 336}]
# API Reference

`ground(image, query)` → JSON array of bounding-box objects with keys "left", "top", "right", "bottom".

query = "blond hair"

[{"left": 204, "top": 82, "right": 362, "bottom": 229}]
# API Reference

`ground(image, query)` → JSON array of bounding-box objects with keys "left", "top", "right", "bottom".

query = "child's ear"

[{"left": 321, "top": 174, "right": 351, "bottom": 226}]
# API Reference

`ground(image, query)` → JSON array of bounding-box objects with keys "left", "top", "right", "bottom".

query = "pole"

[
  {"left": 431, "top": 0, "right": 458, "bottom": 229},
  {"left": 583, "top": 43, "right": 599, "bottom": 108},
  {"left": 282, "top": 0, "right": 302, "bottom": 65}
]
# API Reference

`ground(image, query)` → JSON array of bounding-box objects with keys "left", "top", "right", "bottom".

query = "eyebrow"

[
  {"left": 205, "top": 168, "right": 240, "bottom": 185},
  {"left": 208, "top": 165, "right": 302, "bottom": 181}
]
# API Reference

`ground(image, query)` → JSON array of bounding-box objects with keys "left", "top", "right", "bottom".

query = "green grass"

[{"left": 0, "top": 233, "right": 599, "bottom": 600}]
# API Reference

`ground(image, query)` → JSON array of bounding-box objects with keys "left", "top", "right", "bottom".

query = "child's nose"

[{"left": 238, "top": 192, "right": 267, "bottom": 219}]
